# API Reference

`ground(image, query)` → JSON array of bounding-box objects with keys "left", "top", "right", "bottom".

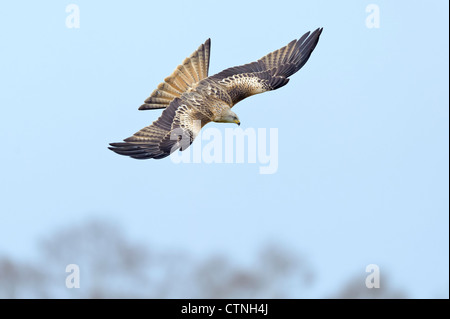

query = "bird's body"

[{"left": 109, "top": 28, "right": 323, "bottom": 159}]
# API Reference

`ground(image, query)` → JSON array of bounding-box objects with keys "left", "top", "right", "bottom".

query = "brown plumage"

[{"left": 109, "top": 28, "right": 323, "bottom": 159}]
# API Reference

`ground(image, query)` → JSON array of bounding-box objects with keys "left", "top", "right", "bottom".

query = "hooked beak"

[{"left": 234, "top": 119, "right": 241, "bottom": 126}]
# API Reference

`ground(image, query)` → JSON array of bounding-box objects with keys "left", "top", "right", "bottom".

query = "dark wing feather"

[
  {"left": 209, "top": 28, "right": 322, "bottom": 105},
  {"left": 109, "top": 98, "right": 207, "bottom": 160}
]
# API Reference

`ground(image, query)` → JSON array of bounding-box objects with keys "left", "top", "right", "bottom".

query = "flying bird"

[{"left": 109, "top": 28, "right": 323, "bottom": 159}]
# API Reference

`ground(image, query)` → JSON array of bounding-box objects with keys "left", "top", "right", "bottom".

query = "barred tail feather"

[{"left": 139, "top": 39, "right": 211, "bottom": 111}]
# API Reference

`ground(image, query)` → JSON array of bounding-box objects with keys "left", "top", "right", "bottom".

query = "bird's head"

[{"left": 214, "top": 108, "right": 240, "bottom": 126}]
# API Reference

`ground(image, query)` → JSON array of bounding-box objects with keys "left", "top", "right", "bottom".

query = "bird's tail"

[{"left": 138, "top": 39, "right": 211, "bottom": 111}]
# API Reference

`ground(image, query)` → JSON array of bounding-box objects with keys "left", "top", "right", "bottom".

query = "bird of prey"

[{"left": 109, "top": 28, "right": 323, "bottom": 159}]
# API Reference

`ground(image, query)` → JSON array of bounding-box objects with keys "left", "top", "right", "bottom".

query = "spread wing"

[
  {"left": 109, "top": 98, "right": 210, "bottom": 159},
  {"left": 209, "top": 28, "right": 323, "bottom": 105},
  {"left": 139, "top": 39, "right": 211, "bottom": 111}
]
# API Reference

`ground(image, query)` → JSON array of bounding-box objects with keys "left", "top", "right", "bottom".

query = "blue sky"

[{"left": 0, "top": 1, "right": 448, "bottom": 298}]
